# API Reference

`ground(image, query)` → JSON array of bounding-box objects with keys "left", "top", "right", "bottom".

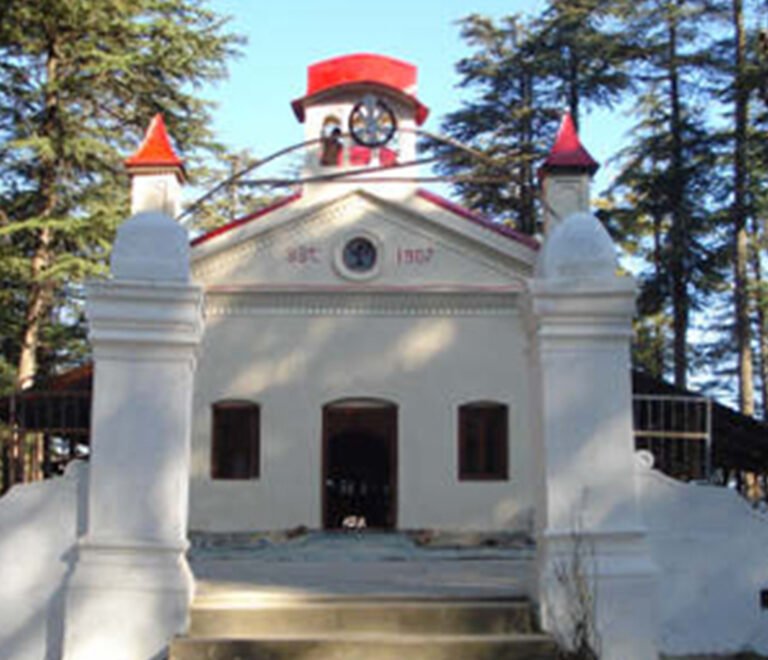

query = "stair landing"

[{"left": 188, "top": 530, "right": 536, "bottom": 600}]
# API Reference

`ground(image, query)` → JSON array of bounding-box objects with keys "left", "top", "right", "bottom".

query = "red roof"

[
  {"left": 125, "top": 114, "right": 185, "bottom": 174},
  {"left": 291, "top": 53, "right": 429, "bottom": 126},
  {"left": 417, "top": 189, "right": 539, "bottom": 251},
  {"left": 540, "top": 113, "right": 599, "bottom": 175},
  {"left": 191, "top": 189, "right": 538, "bottom": 253},
  {"left": 39, "top": 363, "right": 93, "bottom": 392},
  {"left": 191, "top": 193, "right": 302, "bottom": 247}
]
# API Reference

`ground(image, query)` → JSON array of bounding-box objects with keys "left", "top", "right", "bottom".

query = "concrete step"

[
  {"left": 170, "top": 632, "right": 560, "bottom": 660},
  {"left": 189, "top": 597, "right": 537, "bottom": 637}
]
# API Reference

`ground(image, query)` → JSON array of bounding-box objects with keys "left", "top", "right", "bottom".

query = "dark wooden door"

[{"left": 322, "top": 401, "right": 397, "bottom": 530}]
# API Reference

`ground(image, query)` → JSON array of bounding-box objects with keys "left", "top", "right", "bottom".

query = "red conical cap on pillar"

[
  {"left": 124, "top": 114, "right": 185, "bottom": 181},
  {"left": 540, "top": 113, "right": 599, "bottom": 176}
]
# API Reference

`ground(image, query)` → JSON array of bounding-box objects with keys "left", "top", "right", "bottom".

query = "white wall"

[
  {"left": 637, "top": 452, "right": 768, "bottom": 656},
  {"left": 0, "top": 463, "right": 85, "bottom": 660},
  {"left": 189, "top": 307, "right": 534, "bottom": 532}
]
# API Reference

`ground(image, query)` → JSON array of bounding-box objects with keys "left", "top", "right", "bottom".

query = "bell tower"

[{"left": 291, "top": 53, "right": 429, "bottom": 197}]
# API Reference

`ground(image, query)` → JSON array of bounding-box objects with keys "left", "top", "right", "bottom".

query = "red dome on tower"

[
  {"left": 540, "top": 112, "right": 599, "bottom": 175},
  {"left": 125, "top": 114, "right": 185, "bottom": 178},
  {"left": 291, "top": 53, "right": 429, "bottom": 126}
]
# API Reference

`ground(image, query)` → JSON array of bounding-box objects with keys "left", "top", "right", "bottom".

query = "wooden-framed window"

[
  {"left": 211, "top": 401, "right": 260, "bottom": 480},
  {"left": 458, "top": 402, "right": 508, "bottom": 481}
]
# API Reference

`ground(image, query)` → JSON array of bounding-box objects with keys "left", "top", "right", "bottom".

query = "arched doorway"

[{"left": 322, "top": 399, "right": 397, "bottom": 530}]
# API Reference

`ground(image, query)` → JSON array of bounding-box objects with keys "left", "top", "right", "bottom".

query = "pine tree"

[
  {"left": 185, "top": 149, "right": 278, "bottom": 234},
  {"left": 605, "top": 83, "right": 721, "bottom": 385},
  {"left": 531, "top": 0, "right": 634, "bottom": 130},
  {"left": 430, "top": 14, "right": 556, "bottom": 234},
  {"left": 702, "top": 0, "right": 768, "bottom": 415},
  {"left": 432, "top": 3, "right": 632, "bottom": 234},
  {"left": 0, "top": 0, "right": 241, "bottom": 390},
  {"left": 607, "top": 0, "right": 720, "bottom": 389}
]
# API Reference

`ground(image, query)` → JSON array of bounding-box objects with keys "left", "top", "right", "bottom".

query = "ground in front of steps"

[{"left": 187, "top": 529, "right": 537, "bottom": 601}]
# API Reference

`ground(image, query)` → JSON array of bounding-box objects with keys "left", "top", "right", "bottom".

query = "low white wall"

[
  {"left": 637, "top": 452, "right": 768, "bottom": 656},
  {"left": 0, "top": 463, "right": 85, "bottom": 660}
]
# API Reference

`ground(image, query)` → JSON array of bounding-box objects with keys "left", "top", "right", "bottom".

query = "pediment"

[{"left": 191, "top": 190, "right": 536, "bottom": 291}]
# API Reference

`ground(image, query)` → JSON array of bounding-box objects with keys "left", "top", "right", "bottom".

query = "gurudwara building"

[{"left": 1, "top": 53, "right": 767, "bottom": 660}]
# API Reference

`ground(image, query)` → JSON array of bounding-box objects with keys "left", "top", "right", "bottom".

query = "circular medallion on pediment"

[{"left": 334, "top": 232, "right": 383, "bottom": 281}]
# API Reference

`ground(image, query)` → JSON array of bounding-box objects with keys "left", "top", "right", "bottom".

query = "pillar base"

[
  {"left": 63, "top": 538, "right": 193, "bottom": 660},
  {"left": 538, "top": 529, "right": 659, "bottom": 660}
]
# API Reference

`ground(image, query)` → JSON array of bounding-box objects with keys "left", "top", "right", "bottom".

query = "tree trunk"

[
  {"left": 732, "top": 0, "right": 754, "bottom": 415},
  {"left": 519, "top": 68, "right": 536, "bottom": 235},
  {"left": 15, "top": 38, "right": 60, "bottom": 391},
  {"left": 749, "top": 214, "right": 767, "bottom": 418},
  {"left": 568, "top": 49, "right": 580, "bottom": 131},
  {"left": 16, "top": 230, "right": 53, "bottom": 390},
  {"left": 652, "top": 210, "right": 665, "bottom": 376},
  {"left": 667, "top": 1, "right": 689, "bottom": 389}
]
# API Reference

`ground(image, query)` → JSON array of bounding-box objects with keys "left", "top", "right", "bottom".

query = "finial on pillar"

[
  {"left": 536, "top": 211, "right": 618, "bottom": 280},
  {"left": 125, "top": 114, "right": 186, "bottom": 218},
  {"left": 539, "top": 113, "right": 599, "bottom": 235}
]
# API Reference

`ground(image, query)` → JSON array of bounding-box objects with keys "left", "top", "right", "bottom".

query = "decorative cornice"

[
  {"left": 86, "top": 279, "right": 204, "bottom": 348},
  {"left": 204, "top": 289, "right": 521, "bottom": 318}
]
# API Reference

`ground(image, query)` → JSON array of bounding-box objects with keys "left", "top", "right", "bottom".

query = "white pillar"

[
  {"left": 530, "top": 211, "right": 659, "bottom": 659},
  {"left": 63, "top": 211, "right": 203, "bottom": 660},
  {"left": 540, "top": 172, "right": 591, "bottom": 234},
  {"left": 129, "top": 169, "right": 184, "bottom": 218}
]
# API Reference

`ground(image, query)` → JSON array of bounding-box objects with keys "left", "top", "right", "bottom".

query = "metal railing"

[
  {"left": 633, "top": 394, "right": 712, "bottom": 481},
  {"left": 0, "top": 390, "right": 90, "bottom": 494}
]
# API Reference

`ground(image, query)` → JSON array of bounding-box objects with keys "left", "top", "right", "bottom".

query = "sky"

[{"left": 201, "top": 0, "right": 628, "bottom": 196}]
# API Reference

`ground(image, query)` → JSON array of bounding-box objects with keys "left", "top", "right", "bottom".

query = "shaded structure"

[
  {"left": 633, "top": 370, "right": 768, "bottom": 499},
  {"left": 0, "top": 365, "right": 91, "bottom": 492}
]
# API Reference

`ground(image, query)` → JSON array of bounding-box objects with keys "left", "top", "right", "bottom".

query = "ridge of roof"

[
  {"left": 190, "top": 192, "right": 303, "bottom": 247},
  {"left": 416, "top": 189, "right": 539, "bottom": 251}
]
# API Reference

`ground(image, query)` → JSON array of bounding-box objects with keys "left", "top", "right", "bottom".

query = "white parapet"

[
  {"left": 0, "top": 462, "right": 86, "bottom": 660},
  {"left": 637, "top": 451, "right": 768, "bottom": 656}
]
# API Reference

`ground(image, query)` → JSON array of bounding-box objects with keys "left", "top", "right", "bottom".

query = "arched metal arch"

[{"left": 177, "top": 128, "right": 523, "bottom": 225}]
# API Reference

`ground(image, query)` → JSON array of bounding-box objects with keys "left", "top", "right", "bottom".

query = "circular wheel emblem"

[
  {"left": 342, "top": 237, "right": 378, "bottom": 273},
  {"left": 348, "top": 94, "right": 397, "bottom": 148}
]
